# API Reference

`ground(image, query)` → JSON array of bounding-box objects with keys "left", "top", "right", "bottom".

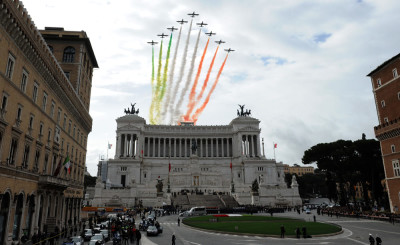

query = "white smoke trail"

[
  {"left": 161, "top": 26, "right": 182, "bottom": 124},
  {"left": 169, "top": 19, "right": 193, "bottom": 124},
  {"left": 173, "top": 29, "right": 201, "bottom": 123}
]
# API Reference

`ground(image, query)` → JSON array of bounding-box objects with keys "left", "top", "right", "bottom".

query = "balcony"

[
  {"left": 38, "top": 175, "right": 69, "bottom": 190},
  {"left": 374, "top": 117, "right": 400, "bottom": 141}
]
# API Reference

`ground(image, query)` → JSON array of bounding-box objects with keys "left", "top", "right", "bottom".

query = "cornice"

[{"left": 1, "top": 0, "right": 92, "bottom": 132}]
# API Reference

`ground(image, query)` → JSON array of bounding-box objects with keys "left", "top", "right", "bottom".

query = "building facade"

[
  {"left": 367, "top": 53, "right": 400, "bottom": 213},
  {"left": 92, "top": 113, "right": 301, "bottom": 208},
  {"left": 283, "top": 164, "right": 314, "bottom": 176},
  {"left": 0, "top": 0, "right": 98, "bottom": 243}
]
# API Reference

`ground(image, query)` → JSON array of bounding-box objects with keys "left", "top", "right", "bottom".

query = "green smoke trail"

[
  {"left": 149, "top": 46, "right": 156, "bottom": 124},
  {"left": 153, "top": 40, "right": 163, "bottom": 123},
  {"left": 155, "top": 34, "right": 173, "bottom": 123}
]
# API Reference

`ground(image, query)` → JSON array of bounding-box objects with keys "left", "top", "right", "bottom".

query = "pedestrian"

[
  {"left": 295, "top": 227, "right": 301, "bottom": 239},
  {"left": 375, "top": 234, "right": 382, "bottom": 245},
  {"left": 280, "top": 225, "right": 285, "bottom": 238},
  {"left": 369, "top": 233, "right": 375, "bottom": 245},
  {"left": 172, "top": 233, "right": 176, "bottom": 245},
  {"left": 177, "top": 217, "right": 180, "bottom": 226},
  {"left": 313, "top": 215, "right": 316, "bottom": 222},
  {"left": 302, "top": 227, "right": 307, "bottom": 239},
  {"left": 135, "top": 229, "right": 141, "bottom": 245}
]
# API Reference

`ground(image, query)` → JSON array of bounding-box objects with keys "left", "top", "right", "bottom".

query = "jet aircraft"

[
  {"left": 215, "top": 40, "right": 225, "bottom": 45},
  {"left": 188, "top": 11, "right": 199, "bottom": 17},
  {"left": 196, "top": 21, "right": 207, "bottom": 27},
  {"left": 147, "top": 40, "right": 158, "bottom": 45},
  {"left": 167, "top": 26, "right": 178, "bottom": 32},
  {"left": 157, "top": 33, "right": 168, "bottom": 39},
  {"left": 205, "top": 31, "right": 216, "bottom": 36},
  {"left": 177, "top": 19, "right": 188, "bottom": 25},
  {"left": 224, "top": 48, "right": 235, "bottom": 53}
]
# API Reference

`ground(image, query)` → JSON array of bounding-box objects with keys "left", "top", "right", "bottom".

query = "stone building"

[
  {"left": 92, "top": 112, "right": 301, "bottom": 208},
  {"left": 367, "top": 53, "right": 400, "bottom": 213},
  {"left": 0, "top": 0, "right": 97, "bottom": 243},
  {"left": 283, "top": 164, "right": 314, "bottom": 176}
]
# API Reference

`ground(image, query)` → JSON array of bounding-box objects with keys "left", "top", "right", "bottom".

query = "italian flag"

[{"left": 63, "top": 155, "right": 71, "bottom": 174}]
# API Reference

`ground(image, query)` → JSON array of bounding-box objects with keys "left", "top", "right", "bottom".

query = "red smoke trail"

[
  {"left": 183, "top": 38, "right": 210, "bottom": 121},
  {"left": 192, "top": 53, "right": 229, "bottom": 124},
  {"left": 194, "top": 46, "right": 219, "bottom": 113}
]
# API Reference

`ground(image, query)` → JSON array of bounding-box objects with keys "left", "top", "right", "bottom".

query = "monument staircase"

[{"left": 172, "top": 194, "right": 239, "bottom": 209}]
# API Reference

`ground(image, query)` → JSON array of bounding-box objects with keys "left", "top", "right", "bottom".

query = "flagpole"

[
  {"left": 107, "top": 142, "right": 109, "bottom": 160},
  {"left": 273, "top": 142, "right": 276, "bottom": 160}
]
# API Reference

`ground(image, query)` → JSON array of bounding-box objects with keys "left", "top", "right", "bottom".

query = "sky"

[{"left": 23, "top": 0, "right": 400, "bottom": 176}]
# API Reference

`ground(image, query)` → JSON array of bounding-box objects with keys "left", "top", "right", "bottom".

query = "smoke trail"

[
  {"left": 183, "top": 37, "right": 210, "bottom": 121},
  {"left": 192, "top": 54, "right": 229, "bottom": 124},
  {"left": 173, "top": 29, "right": 201, "bottom": 123},
  {"left": 169, "top": 19, "right": 193, "bottom": 124},
  {"left": 150, "top": 40, "right": 163, "bottom": 124},
  {"left": 149, "top": 46, "right": 156, "bottom": 124},
  {"left": 155, "top": 34, "right": 173, "bottom": 124},
  {"left": 161, "top": 26, "right": 182, "bottom": 123},
  {"left": 194, "top": 46, "right": 219, "bottom": 110}
]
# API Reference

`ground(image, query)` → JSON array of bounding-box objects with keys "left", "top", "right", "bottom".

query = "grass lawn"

[{"left": 183, "top": 215, "right": 341, "bottom": 236}]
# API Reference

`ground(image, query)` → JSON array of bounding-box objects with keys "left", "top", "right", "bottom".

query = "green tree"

[{"left": 302, "top": 137, "right": 385, "bottom": 207}]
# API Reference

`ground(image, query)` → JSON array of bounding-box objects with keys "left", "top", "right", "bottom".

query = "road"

[{"left": 140, "top": 210, "right": 400, "bottom": 245}]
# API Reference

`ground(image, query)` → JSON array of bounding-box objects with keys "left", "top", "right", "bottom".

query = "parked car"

[
  {"left": 71, "top": 236, "right": 84, "bottom": 245},
  {"left": 90, "top": 233, "right": 105, "bottom": 244},
  {"left": 100, "top": 230, "right": 109, "bottom": 242},
  {"left": 305, "top": 209, "right": 311, "bottom": 214},
  {"left": 146, "top": 226, "right": 159, "bottom": 236},
  {"left": 84, "top": 230, "right": 93, "bottom": 241},
  {"left": 179, "top": 211, "right": 189, "bottom": 217}
]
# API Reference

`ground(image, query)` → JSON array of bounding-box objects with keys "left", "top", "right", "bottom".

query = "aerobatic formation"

[{"left": 148, "top": 11, "right": 234, "bottom": 125}]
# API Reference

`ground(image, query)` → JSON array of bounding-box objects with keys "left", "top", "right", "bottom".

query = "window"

[
  {"left": 50, "top": 101, "right": 55, "bottom": 118},
  {"left": 34, "top": 150, "right": 40, "bottom": 171},
  {"left": 121, "top": 166, "right": 127, "bottom": 172},
  {"left": 73, "top": 125, "right": 76, "bottom": 138},
  {"left": 20, "top": 69, "right": 28, "bottom": 93},
  {"left": 39, "top": 122, "right": 44, "bottom": 136},
  {"left": 47, "top": 128, "right": 52, "bottom": 142},
  {"left": 381, "top": 100, "right": 385, "bottom": 108},
  {"left": 29, "top": 114, "right": 34, "bottom": 129},
  {"left": 16, "top": 105, "right": 22, "bottom": 122},
  {"left": 63, "top": 114, "right": 67, "bottom": 129},
  {"left": 62, "top": 47, "right": 75, "bottom": 62},
  {"left": 393, "top": 68, "right": 398, "bottom": 78},
  {"left": 393, "top": 160, "right": 400, "bottom": 177},
  {"left": 8, "top": 138, "right": 18, "bottom": 165},
  {"left": 5, "top": 53, "right": 15, "bottom": 79},
  {"left": 257, "top": 167, "right": 264, "bottom": 171},
  {"left": 384, "top": 117, "right": 389, "bottom": 123},
  {"left": 42, "top": 92, "right": 48, "bottom": 111},
  {"left": 64, "top": 72, "right": 70, "bottom": 80},
  {"left": 43, "top": 153, "right": 49, "bottom": 173},
  {"left": 57, "top": 108, "right": 62, "bottom": 124},
  {"left": 22, "top": 144, "right": 30, "bottom": 168},
  {"left": 1, "top": 92, "right": 8, "bottom": 114},
  {"left": 32, "top": 81, "right": 39, "bottom": 103},
  {"left": 68, "top": 120, "right": 72, "bottom": 134},
  {"left": 121, "top": 175, "right": 126, "bottom": 187},
  {"left": 377, "top": 79, "right": 381, "bottom": 87},
  {"left": 392, "top": 145, "right": 396, "bottom": 153}
]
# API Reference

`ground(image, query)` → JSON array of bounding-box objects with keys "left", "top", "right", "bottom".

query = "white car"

[
  {"left": 305, "top": 209, "right": 311, "bottom": 214},
  {"left": 71, "top": 236, "right": 84, "bottom": 245},
  {"left": 90, "top": 234, "right": 105, "bottom": 244}
]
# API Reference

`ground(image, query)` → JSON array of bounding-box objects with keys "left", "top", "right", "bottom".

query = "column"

[
  {"left": 131, "top": 134, "right": 136, "bottom": 157},
  {"left": 116, "top": 133, "right": 121, "bottom": 158},
  {"left": 211, "top": 138, "right": 214, "bottom": 157},
  {"left": 206, "top": 139, "right": 208, "bottom": 157},
  {"left": 227, "top": 138, "right": 230, "bottom": 157},
  {"left": 251, "top": 135, "right": 255, "bottom": 157},
  {"left": 222, "top": 138, "right": 225, "bottom": 157},
  {"left": 124, "top": 134, "right": 128, "bottom": 157},
  {"left": 152, "top": 137, "right": 156, "bottom": 157}
]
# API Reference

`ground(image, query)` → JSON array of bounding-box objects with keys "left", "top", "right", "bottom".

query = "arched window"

[{"left": 63, "top": 46, "right": 75, "bottom": 62}]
